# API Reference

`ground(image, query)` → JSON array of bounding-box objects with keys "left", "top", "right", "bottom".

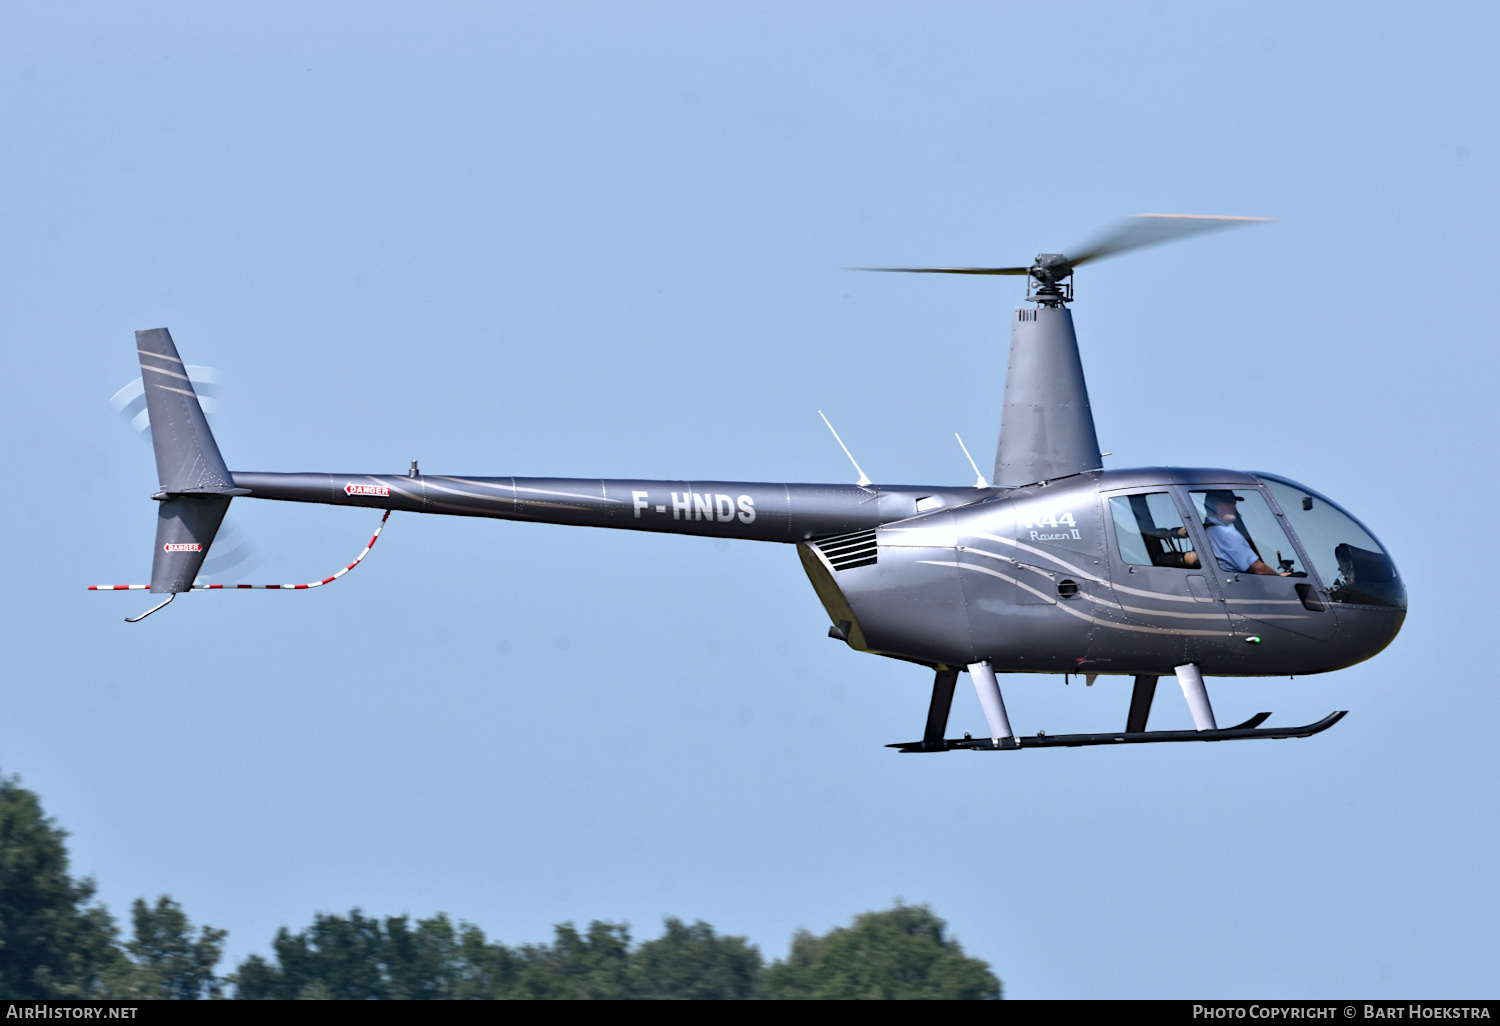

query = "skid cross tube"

[{"left": 888, "top": 711, "right": 1346, "bottom": 752}]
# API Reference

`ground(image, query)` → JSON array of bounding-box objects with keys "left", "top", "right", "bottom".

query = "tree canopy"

[
  {"left": 0, "top": 775, "right": 120, "bottom": 997},
  {"left": 762, "top": 904, "right": 1001, "bottom": 999},
  {"left": 0, "top": 775, "right": 1000, "bottom": 1000},
  {"left": 233, "top": 913, "right": 765, "bottom": 999},
  {"left": 0, "top": 776, "right": 226, "bottom": 999}
]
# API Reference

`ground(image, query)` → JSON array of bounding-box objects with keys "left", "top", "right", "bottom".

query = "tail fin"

[{"left": 135, "top": 328, "right": 245, "bottom": 593}]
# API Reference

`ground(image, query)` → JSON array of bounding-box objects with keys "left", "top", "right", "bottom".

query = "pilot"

[{"left": 1202, "top": 490, "right": 1289, "bottom": 576}]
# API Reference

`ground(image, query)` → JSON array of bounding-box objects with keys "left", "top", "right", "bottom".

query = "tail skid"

[{"left": 124, "top": 593, "right": 175, "bottom": 623}]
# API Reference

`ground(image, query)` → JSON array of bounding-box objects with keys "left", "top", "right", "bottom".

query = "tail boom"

[{"left": 228, "top": 472, "right": 987, "bottom": 543}]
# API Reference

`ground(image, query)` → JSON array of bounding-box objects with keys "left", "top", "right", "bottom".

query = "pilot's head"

[{"left": 1203, "top": 490, "right": 1243, "bottom": 524}]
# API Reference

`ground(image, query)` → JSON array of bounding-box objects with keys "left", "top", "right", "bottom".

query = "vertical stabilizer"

[
  {"left": 135, "top": 328, "right": 238, "bottom": 593},
  {"left": 151, "top": 496, "right": 231, "bottom": 593},
  {"left": 136, "top": 328, "right": 233, "bottom": 493},
  {"left": 992, "top": 306, "right": 1101, "bottom": 487}
]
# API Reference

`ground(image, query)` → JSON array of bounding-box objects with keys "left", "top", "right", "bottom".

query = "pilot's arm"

[
  {"left": 1144, "top": 526, "right": 1193, "bottom": 540},
  {"left": 1207, "top": 524, "right": 1290, "bottom": 576},
  {"left": 1141, "top": 525, "right": 1201, "bottom": 567}
]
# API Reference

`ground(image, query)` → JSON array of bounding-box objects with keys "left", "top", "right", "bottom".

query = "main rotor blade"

[
  {"left": 851, "top": 265, "right": 1030, "bottom": 275},
  {"left": 1067, "top": 214, "right": 1270, "bottom": 268}
]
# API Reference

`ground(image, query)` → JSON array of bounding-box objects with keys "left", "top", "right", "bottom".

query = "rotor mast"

[{"left": 993, "top": 278, "right": 1098, "bottom": 487}]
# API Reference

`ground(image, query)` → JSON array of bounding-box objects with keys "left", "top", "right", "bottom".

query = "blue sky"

[{"left": 1, "top": 2, "right": 1495, "bottom": 998}]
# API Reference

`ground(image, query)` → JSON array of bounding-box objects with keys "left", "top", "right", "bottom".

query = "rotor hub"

[{"left": 1026, "top": 254, "right": 1074, "bottom": 306}]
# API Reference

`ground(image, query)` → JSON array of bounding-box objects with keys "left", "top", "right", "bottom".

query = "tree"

[
  {"left": 760, "top": 904, "right": 1001, "bottom": 1000},
  {"left": 449, "top": 919, "right": 526, "bottom": 999},
  {"left": 4, "top": 775, "right": 1004, "bottom": 1001},
  {"left": 0, "top": 775, "right": 124, "bottom": 998},
  {"left": 0, "top": 777, "right": 227, "bottom": 999},
  {"left": 512, "top": 921, "right": 635, "bottom": 999},
  {"left": 232, "top": 910, "right": 527, "bottom": 999},
  {"left": 120, "top": 896, "right": 227, "bottom": 999},
  {"left": 235, "top": 910, "right": 395, "bottom": 999},
  {"left": 231, "top": 915, "right": 764, "bottom": 1000},
  {"left": 230, "top": 909, "right": 997, "bottom": 1000},
  {"left": 632, "top": 917, "right": 762, "bottom": 999}
]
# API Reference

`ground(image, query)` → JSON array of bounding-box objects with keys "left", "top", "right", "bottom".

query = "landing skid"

[{"left": 889, "top": 710, "right": 1347, "bottom": 752}]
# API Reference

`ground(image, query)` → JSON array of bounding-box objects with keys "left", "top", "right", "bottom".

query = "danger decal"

[
  {"left": 345, "top": 483, "right": 391, "bottom": 497},
  {"left": 163, "top": 543, "right": 202, "bottom": 552}
]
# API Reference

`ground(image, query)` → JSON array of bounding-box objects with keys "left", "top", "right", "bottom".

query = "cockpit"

[{"left": 1106, "top": 472, "right": 1404, "bottom": 610}]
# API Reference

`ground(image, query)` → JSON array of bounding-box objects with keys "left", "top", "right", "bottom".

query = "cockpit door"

[
  {"left": 1101, "top": 489, "right": 1234, "bottom": 643},
  {"left": 1186, "top": 487, "right": 1337, "bottom": 641}
]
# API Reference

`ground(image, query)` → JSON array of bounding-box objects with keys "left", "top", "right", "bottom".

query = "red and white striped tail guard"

[{"left": 90, "top": 511, "right": 391, "bottom": 593}]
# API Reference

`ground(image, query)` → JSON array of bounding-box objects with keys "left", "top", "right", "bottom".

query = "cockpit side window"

[
  {"left": 1189, "top": 489, "right": 1305, "bottom": 577},
  {"left": 1108, "top": 493, "right": 1199, "bottom": 569},
  {"left": 1256, "top": 475, "right": 1406, "bottom": 608}
]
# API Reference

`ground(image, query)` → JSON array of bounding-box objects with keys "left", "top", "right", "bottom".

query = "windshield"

[{"left": 1256, "top": 474, "right": 1405, "bottom": 609}]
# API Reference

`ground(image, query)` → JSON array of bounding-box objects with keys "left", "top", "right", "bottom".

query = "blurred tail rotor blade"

[
  {"left": 107, "top": 377, "right": 150, "bottom": 435},
  {"left": 851, "top": 266, "right": 1031, "bottom": 275},
  {"left": 1067, "top": 214, "right": 1271, "bottom": 268},
  {"left": 110, "top": 365, "right": 221, "bottom": 437},
  {"left": 195, "top": 515, "right": 263, "bottom": 583}
]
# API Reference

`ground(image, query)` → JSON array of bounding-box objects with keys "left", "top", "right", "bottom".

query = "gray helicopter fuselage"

[
  {"left": 229, "top": 464, "right": 1404, "bottom": 680},
  {"left": 815, "top": 466, "right": 1404, "bottom": 678}
]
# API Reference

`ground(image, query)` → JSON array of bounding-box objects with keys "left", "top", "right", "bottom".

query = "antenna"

[
  {"left": 818, "top": 411, "right": 871, "bottom": 487},
  {"left": 954, "top": 433, "right": 988, "bottom": 488}
]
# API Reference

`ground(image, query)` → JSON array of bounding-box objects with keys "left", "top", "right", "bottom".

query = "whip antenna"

[
  {"left": 954, "top": 433, "right": 987, "bottom": 488},
  {"left": 818, "top": 411, "right": 872, "bottom": 487}
]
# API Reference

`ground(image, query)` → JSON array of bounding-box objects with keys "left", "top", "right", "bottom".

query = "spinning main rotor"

[{"left": 860, "top": 213, "right": 1270, "bottom": 304}]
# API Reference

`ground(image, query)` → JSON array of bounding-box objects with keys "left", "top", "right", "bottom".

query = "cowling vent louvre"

[{"left": 814, "top": 529, "right": 878, "bottom": 571}]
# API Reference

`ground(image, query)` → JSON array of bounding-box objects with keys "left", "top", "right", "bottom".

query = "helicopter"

[{"left": 95, "top": 214, "right": 1406, "bottom": 752}]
